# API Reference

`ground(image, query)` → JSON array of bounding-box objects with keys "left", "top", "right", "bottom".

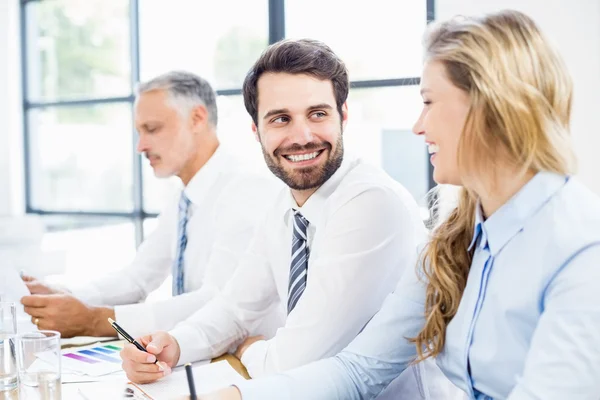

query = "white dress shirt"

[
  {"left": 169, "top": 157, "right": 430, "bottom": 379},
  {"left": 70, "top": 146, "right": 282, "bottom": 338}
]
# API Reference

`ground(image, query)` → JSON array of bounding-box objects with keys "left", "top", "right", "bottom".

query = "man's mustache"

[
  {"left": 145, "top": 152, "right": 160, "bottom": 160},
  {"left": 274, "top": 142, "right": 330, "bottom": 157}
]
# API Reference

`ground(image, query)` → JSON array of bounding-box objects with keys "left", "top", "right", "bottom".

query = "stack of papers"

[
  {"left": 62, "top": 381, "right": 137, "bottom": 400},
  {"left": 132, "top": 360, "right": 246, "bottom": 399},
  {"left": 76, "top": 360, "right": 244, "bottom": 400},
  {"left": 61, "top": 336, "right": 118, "bottom": 349}
]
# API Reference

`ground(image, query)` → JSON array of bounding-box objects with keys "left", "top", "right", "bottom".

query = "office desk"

[
  {"left": 212, "top": 354, "right": 250, "bottom": 380},
  {"left": 0, "top": 355, "right": 248, "bottom": 400},
  {"left": 0, "top": 339, "right": 249, "bottom": 399},
  {"left": 0, "top": 389, "right": 17, "bottom": 400},
  {"left": 61, "top": 340, "right": 248, "bottom": 398},
  {"left": 60, "top": 337, "right": 249, "bottom": 378}
]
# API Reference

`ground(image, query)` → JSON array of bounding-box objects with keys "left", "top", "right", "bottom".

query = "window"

[
  {"left": 41, "top": 216, "right": 137, "bottom": 285},
  {"left": 20, "top": 0, "right": 434, "bottom": 275},
  {"left": 285, "top": 0, "right": 426, "bottom": 80},
  {"left": 138, "top": 0, "right": 268, "bottom": 89},
  {"left": 344, "top": 86, "right": 431, "bottom": 209},
  {"left": 27, "top": 104, "right": 134, "bottom": 212},
  {"left": 24, "top": 0, "right": 131, "bottom": 102}
]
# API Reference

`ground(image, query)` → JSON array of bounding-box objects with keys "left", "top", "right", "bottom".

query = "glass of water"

[
  {"left": 16, "top": 330, "right": 61, "bottom": 400},
  {"left": 0, "top": 302, "right": 17, "bottom": 394}
]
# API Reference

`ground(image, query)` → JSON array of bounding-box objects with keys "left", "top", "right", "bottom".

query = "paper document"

[
  {"left": 61, "top": 370, "right": 126, "bottom": 384},
  {"left": 65, "top": 381, "right": 145, "bottom": 400},
  {"left": 0, "top": 265, "right": 37, "bottom": 332},
  {"left": 132, "top": 360, "right": 246, "bottom": 399},
  {"left": 36, "top": 341, "right": 125, "bottom": 377},
  {"left": 61, "top": 336, "right": 119, "bottom": 349}
]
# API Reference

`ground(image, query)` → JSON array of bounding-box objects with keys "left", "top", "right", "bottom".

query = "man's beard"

[{"left": 260, "top": 134, "right": 344, "bottom": 191}]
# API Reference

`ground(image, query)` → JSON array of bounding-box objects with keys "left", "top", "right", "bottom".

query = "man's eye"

[{"left": 272, "top": 116, "right": 289, "bottom": 123}]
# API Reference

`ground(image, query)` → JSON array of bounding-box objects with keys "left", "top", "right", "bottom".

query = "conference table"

[
  {"left": 61, "top": 336, "right": 249, "bottom": 376},
  {"left": 211, "top": 353, "right": 250, "bottom": 380},
  {"left": 1, "top": 338, "right": 249, "bottom": 399}
]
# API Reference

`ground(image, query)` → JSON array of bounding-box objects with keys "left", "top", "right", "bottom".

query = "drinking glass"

[
  {"left": 17, "top": 330, "right": 61, "bottom": 400},
  {"left": 0, "top": 302, "right": 17, "bottom": 393}
]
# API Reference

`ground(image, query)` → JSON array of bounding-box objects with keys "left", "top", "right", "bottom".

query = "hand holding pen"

[
  {"left": 112, "top": 320, "right": 182, "bottom": 384},
  {"left": 108, "top": 318, "right": 158, "bottom": 364}
]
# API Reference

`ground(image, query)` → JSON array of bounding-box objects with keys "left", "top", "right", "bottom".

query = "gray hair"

[{"left": 136, "top": 71, "right": 218, "bottom": 127}]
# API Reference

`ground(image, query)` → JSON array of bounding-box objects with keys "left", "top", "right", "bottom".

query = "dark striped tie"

[
  {"left": 172, "top": 192, "right": 191, "bottom": 296},
  {"left": 288, "top": 210, "right": 310, "bottom": 314}
]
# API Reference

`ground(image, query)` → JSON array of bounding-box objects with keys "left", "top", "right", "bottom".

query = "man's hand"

[
  {"left": 120, "top": 332, "right": 181, "bottom": 384},
  {"left": 234, "top": 335, "right": 266, "bottom": 360},
  {"left": 20, "top": 294, "right": 116, "bottom": 338},
  {"left": 21, "top": 274, "right": 67, "bottom": 295}
]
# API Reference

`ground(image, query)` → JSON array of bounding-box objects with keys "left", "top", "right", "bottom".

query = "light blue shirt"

[{"left": 237, "top": 172, "right": 600, "bottom": 399}]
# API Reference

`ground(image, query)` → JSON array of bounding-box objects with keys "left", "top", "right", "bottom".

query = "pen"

[
  {"left": 185, "top": 363, "right": 197, "bottom": 400},
  {"left": 107, "top": 317, "right": 158, "bottom": 364}
]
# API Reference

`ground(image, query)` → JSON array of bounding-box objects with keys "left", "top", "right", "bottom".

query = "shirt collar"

[
  {"left": 282, "top": 156, "right": 357, "bottom": 229},
  {"left": 469, "top": 171, "right": 568, "bottom": 256},
  {"left": 182, "top": 145, "right": 227, "bottom": 205},
  {"left": 468, "top": 204, "right": 486, "bottom": 252}
]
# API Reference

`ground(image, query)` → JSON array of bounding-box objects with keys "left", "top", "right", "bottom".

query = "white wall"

[
  {"left": 0, "top": 0, "right": 25, "bottom": 215},
  {"left": 436, "top": 0, "right": 600, "bottom": 195}
]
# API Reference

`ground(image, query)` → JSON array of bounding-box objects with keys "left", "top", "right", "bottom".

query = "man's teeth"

[
  {"left": 428, "top": 144, "right": 439, "bottom": 154},
  {"left": 286, "top": 151, "right": 320, "bottom": 162}
]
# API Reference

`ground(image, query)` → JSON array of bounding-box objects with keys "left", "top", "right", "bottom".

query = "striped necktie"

[
  {"left": 288, "top": 210, "right": 310, "bottom": 314},
  {"left": 172, "top": 192, "right": 191, "bottom": 296}
]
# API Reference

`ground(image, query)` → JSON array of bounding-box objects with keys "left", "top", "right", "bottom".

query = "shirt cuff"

[
  {"left": 169, "top": 323, "right": 208, "bottom": 366},
  {"left": 240, "top": 339, "right": 269, "bottom": 378},
  {"left": 114, "top": 303, "right": 157, "bottom": 339}
]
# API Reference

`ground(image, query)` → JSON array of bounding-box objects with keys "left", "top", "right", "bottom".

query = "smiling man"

[
  {"left": 21, "top": 71, "right": 280, "bottom": 339},
  {"left": 119, "top": 40, "right": 432, "bottom": 394}
]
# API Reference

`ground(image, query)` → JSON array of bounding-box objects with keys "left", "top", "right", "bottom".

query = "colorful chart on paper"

[
  {"left": 63, "top": 344, "right": 123, "bottom": 365},
  {"left": 58, "top": 342, "right": 124, "bottom": 376}
]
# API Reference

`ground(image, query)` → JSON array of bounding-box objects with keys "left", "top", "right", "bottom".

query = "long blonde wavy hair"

[{"left": 411, "top": 10, "right": 577, "bottom": 361}]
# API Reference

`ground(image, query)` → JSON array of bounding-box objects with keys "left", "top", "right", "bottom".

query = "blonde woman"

[{"left": 202, "top": 9, "right": 600, "bottom": 400}]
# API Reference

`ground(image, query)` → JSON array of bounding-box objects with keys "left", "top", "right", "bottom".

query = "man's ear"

[
  {"left": 191, "top": 104, "right": 209, "bottom": 131},
  {"left": 341, "top": 102, "right": 349, "bottom": 130},
  {"left": 252, "top": 122, "right": 260, "bottom": 142}
]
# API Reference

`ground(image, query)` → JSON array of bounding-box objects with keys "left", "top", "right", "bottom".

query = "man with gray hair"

[{"left": 21, "top": 71, "right": 282, "bottom": 338}]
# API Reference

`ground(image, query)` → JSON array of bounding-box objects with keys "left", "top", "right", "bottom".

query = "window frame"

[{"left": 19, "top": 0, "right": 435, "bottom": 246}]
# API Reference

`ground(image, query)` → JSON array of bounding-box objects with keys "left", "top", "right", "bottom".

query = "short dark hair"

[{"left": 242, "top": 39, "right": 349, "bottom": 125}]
